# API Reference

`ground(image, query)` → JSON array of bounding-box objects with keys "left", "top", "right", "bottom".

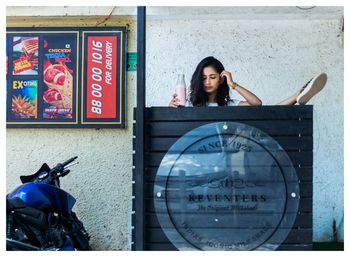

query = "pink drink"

[
  {"left": 175, "top": 85, "right": 186, "bottom": 106},
  {"left": 175, "top": 74, "right": 186, "bottom": 106}
]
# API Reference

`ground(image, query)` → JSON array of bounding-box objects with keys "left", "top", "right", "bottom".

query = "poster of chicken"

[
  {"left": 42, "top": 35, "right": 75, "bottom": 119},
  {"left": 11, "top": 80, "right": 38, "bottom": 119},
  {"left": 12, "top": 36, "right": 39, "bottom": 75}
]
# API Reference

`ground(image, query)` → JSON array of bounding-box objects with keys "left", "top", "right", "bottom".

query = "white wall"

[
  {"left": 145, "top": 6, "right": 344, "bottom": 242},
  {"left": 6, "top": 6, "right": 137, "bottom": 250},
  {"left": 6, "top": 6, "right": 344, "bottom": 250}
]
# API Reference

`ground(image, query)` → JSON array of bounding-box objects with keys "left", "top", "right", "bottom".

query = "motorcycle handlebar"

[{"left": 61, "top": 156, "right": 78, "bottom": 167}]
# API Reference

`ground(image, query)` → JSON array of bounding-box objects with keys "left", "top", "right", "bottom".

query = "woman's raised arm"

[{"left": 220, "top": 71, "right": 262, "bottom": 106}]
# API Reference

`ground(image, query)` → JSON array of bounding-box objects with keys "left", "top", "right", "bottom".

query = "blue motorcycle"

[{"left": 6, "top": 156, "right": 90, "bottom": 250}]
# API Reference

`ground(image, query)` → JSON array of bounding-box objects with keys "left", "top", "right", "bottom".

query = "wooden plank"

[
  {"left": 146, "top": 176, "right": 306, "bottom": 184},
  {"left": 277, "top": 243, "right": 312, "bottom": 250},
  {"left": 145, "top": 106, "right": 313, "bottom": 121},
  {"left": 145, "top": 243, "right": 178, "bottom": 251},
  {"left": 145, "top": 228, "right": 312, "bottom": 244},
  {"left": 145, "top": 182, "right": 312, "bottom": 198},
  {"left": 299, "top": 197, "right": 312, "bottom": 213},
  {"left": 144, "top": 243, "right": 312, "bottom": 251},
  {"left": 144, "top": 166, "right": 313, "bottom": 182},
  {"left": 147, "top": 120, "right": 313, "bottom": 137},
  {"left": 283, "top": 228, "right": 312, "bottom": 244},
  {"left": 145, "top": 197, "right": 312, "bottom": 213},
  {"left": 313, "top": 242, "right": 344, "bottom": 250},
  {"left": 144, "top": 213, "right": 312, "bottom": 229},
  {"left": 147, "top": 135, "right": 313, "bottom": 152},
  {"left": 145, "top": 151, "right": 313, "bottom": 167}
]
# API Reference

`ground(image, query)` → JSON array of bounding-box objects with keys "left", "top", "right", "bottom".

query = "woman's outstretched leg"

[
  {"left": 276, "top": 73, "right": 327, "bottom": 105},
  {"left": 277, "top": 91, "right": 298, "bottom": 105}
]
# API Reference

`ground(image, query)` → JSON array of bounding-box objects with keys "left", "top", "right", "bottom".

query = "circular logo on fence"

[{"left": 154, "top": 122, "right": 300, "bottom": 250}]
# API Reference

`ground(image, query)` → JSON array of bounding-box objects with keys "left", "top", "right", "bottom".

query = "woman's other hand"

[{"left": 169, "top": 93, "right": 180, "bottom": 108}]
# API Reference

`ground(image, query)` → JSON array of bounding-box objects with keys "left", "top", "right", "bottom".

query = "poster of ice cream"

[
  {"left": 11, "top": 80, "right": 38, "bottom": 119},
  {"left": 42, "top": 35, "right": 75, "bottom": 119},
  {"left": 12, "top": 36, "right": 39, "bottom": 75}
]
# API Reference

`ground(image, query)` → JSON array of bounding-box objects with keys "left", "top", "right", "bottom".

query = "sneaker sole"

[{"left": 297, "top": 73, "right": 327, "bottom": 104}]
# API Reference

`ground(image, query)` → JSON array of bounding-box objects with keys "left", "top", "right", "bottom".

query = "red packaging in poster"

[{"left": 86, "top": 36, "right": 117, "bottom": 119}]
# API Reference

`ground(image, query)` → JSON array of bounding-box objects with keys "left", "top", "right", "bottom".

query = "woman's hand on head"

[
  {"left": 169, "top": 94, "right": 180, "bottom": 108},
  {"left": 220, "top": 71, "right": 235, "bottom": 87}
]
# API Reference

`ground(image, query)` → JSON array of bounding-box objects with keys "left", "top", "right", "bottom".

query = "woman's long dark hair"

[{"left": 189, "top": 56, "right": 231, "bottom": 106}]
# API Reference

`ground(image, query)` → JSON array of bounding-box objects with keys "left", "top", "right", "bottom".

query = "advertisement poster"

[
  {"left": 7, "top": 27, "right": 126, "bottom": 128},
  {"left": 86, "top": 36, "right": 117, "bottom": 119},
  {"left": 42, "top": 35, "right": 75, "bottom": 119},
  {"left": 12, "top": 36, "right": 39, "bottom": 75},
  {"left": 11, "top": 79, "right": 38, "bottom": 119}
]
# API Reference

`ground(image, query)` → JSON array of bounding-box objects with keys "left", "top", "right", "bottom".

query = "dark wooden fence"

[{"left": 132, "top": 105, "right": 313, "bottom": 250}]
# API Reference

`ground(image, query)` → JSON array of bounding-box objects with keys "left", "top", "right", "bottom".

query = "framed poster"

[
  {"left": 82, "top": 31, "right": 125, "bottom": 126},
  {"left": 6, "top": 27, "right": 126, "bottom": 128}
]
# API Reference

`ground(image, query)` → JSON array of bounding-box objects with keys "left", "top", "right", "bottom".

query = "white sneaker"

[{"left": 297, "top": 73, "right": 327, "bottom": 105}]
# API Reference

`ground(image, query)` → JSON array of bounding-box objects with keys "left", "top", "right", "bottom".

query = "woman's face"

[{"left": 202, "top": 66, "right": 223, "bottom": 95}]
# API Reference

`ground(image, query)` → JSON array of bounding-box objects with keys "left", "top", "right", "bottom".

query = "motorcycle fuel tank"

[{"left": 7, "top": 183, "right": 76, "bottom": 215}]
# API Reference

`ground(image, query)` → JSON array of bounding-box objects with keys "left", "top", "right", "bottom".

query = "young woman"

[{"left": 169, "top": 56, "right": 327, "bottom": 107}]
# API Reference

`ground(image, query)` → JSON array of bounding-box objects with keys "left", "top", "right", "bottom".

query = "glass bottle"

[{"left": 175, "top": 74, "right": 186, "bottom": 107}]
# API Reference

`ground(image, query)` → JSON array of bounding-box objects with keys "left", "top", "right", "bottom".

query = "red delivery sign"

[{"left": 86, "top": 36, "right": 117, "bottom": 118}]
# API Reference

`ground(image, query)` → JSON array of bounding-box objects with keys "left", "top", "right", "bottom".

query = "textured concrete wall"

[
  {"left": 6, "top": 6, "right": 344, "bottom": 250},
  {"left": 145, "top": 8, "right": 344, "bottom": 242},
  {"left": 6, "top": 10, "right": 137, "bottom": 250}
]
